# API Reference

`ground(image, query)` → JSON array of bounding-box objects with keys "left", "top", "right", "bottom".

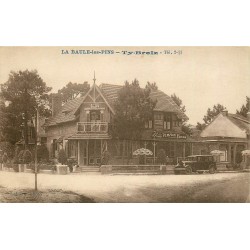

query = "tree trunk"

[
  {"left": 23, "top": 110, "right": 29, "bottom": 149},
  {"left": 23, "top": 85, "right": 29, "bottom": 149}
]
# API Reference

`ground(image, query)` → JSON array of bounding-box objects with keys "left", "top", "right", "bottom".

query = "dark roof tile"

[
  {"left": 227, "top": 113, "right": 250, "bottom": 133},
  {"left": 100, "top": 83, "right": 188, "bottom": 120},
  {"left": 45, "top": 83, "right": 189, "bottom": 127}
]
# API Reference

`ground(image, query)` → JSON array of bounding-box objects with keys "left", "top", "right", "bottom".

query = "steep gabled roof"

[
  {"left": 44, "top": 96, "right": 84, "bottom": 126},
  {"left": 149, "top": 90, "right": 188, "bottom": 119},
  {"left": 45, "top": 83, "right": 189, "bottom": 127},
  {"left": 99, "top": 83, "right": 188, "bottom": 120},
  {"left": 99, "top": 83, "right": 122, "bottom": 107},
  {"left": 73, "top": 83, "right": 115, "bottom": 115},
  {"left": 227, "top": 113, "right": 250, "bottom": 134},
  {"left": 200, "top": 112, "right": 250, "bottom": 138}
]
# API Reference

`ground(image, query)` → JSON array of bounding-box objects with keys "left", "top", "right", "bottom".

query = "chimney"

[
  {"left": 221, "top": 109, "right": 228, "bottom": 116},
  {"left": 52, "top": 94, "right": 62, "bottom": 117}
]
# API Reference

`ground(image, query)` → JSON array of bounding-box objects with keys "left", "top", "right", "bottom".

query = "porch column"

[
  {"left": 183, "top": 142, "right": 186, "bottom": 157},
  {"left": 77, "top": 140, "right": 80, "bottom": 165},
  {"left": 86, "top": 140, "right": 89, "bottom": 165},
  {"left": 174, "top": 141, "right": 177, "bottom": 163},
  {"left": 233, "top": 144, "right": 237, "bottom": 164},
  {"left": 101, "top": 139, "right": 103, "bottom": 159},
  {"left": 228, "top": 143, "right": 231, "bottom": 163}
]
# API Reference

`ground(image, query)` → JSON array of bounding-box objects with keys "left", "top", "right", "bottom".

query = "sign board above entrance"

[
  {"left": 91, "top": 103, "right": 100, "bottom": 109},
  {"left": 152, "top": 131, "right": 187, "bottom": 139}
]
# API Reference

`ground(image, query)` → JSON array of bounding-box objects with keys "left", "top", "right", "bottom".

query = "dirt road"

[{"left": 0, "top": 171, "right": 249, "bottom": 202}]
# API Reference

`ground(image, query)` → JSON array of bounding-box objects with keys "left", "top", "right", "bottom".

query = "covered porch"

[{"left": 67, "top": 136, "right": 110, "bottom": 166}]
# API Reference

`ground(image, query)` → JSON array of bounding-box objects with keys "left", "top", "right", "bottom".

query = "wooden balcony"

[{"left": 77, "top": 122, "right": 109, "bottom": 133}]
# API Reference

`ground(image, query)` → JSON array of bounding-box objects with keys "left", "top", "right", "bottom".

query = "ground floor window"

[
  {"left": 72, "top": 139, "right": 193, "bottom": 166},
  {"left": 236, "top": 144, "right": 245, "bottom": 164},
  {"left": 68, "top": 140, "right": 77, "bottom": 158}
]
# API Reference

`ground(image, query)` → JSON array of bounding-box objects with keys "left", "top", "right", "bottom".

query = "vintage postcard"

[{"left": 0, "top": 46, "right": 249, "bottom": 203}]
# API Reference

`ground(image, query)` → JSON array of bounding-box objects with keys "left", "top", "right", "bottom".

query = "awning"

[
  {"left": 242, "top": 150, "right": 250, "bottom": 156},
  {"left": 133, "top": 148, "right": 153, "bottom": 156},
  {"left": 210, "top": 150, "right": 225, "bottom": 155}
]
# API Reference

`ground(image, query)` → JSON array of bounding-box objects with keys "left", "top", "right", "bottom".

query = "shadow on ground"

[{"left": 0, "top": 187, "right": 94, "bottom": 203}]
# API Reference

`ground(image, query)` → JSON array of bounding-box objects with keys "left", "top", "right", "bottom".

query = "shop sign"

[{"left": 152, "top": 131, "right": 187, "bottom": 139}]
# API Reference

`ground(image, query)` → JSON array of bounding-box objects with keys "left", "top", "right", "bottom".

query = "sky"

[{"left": 0, "top": 46, "right": 249, "bottom": 125}]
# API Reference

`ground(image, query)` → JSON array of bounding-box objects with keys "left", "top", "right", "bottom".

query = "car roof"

[{"left": 188, "top": 155, "right": 212, "bottom": 157}]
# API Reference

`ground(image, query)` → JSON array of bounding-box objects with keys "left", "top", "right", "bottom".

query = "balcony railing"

[{"left": 77, "top": 122, "right": 109, "bottom": 133}]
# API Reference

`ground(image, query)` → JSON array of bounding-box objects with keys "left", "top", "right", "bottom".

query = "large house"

[{"left": 44, "top": 78, "right": 190, "bottom": 166}]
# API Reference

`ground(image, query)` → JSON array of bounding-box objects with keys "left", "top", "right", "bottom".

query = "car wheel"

[
  {"left": 186, "top": 166, "right": 192, "bottom": 174},
  {"left": 209, "top": 165, "right": 215, "bottom": 174}
]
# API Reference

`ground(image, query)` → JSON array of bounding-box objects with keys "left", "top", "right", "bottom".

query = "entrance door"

[
  {"left": 88, "top": 140, "right": 101, "bottom": 165},
  {"left": 90, "top": 110, "right": 101, "bottom": 132},
  {"left": 79, "top": 141, "right": 88, "bottom": 166}
]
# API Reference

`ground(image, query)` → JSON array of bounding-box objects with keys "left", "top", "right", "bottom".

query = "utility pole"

[
  {"left": 34, "top": 108, "right": 38, "bottom": 191},
  {"left": 153, "top": 140, "right": 157, "bottom": 164}
]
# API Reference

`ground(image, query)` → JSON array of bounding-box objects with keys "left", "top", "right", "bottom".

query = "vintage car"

[{"left": 174, "top": 155, "right": 217, "bottom": 174}]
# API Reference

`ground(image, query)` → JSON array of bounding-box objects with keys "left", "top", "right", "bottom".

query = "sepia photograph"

[{"left": 0, "top": 46, "right": 249, "bottom": 203}]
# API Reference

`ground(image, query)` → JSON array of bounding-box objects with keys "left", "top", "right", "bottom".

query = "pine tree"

[
  {"left": 236, "top": 96, "right": 249, "bottom": 118},
  {"left": 0, "top": 70, "right": 52, "bottom": 147},
  {"left": 111, "top": 79, "right": 156, "bottom": 140}
]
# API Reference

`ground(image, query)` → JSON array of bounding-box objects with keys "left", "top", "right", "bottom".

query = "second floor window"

[
  {"left": 90, "top": 110, "right": 101, "bottom": 121},
  {"left": 145, "top": 120, "right": 153, "bottom": 129},
  {"left": 149, "top": 120, "right": 153, "bottom": 128},
  {"left": 165, "top": 114, "right": 172, "bottom": 130},
  {"left": 163, "top": 121, "right": 171, "bottom": 130}
]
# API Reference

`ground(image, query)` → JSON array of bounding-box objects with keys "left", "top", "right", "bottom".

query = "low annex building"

[
  {"left": 192, "top": 110, "right": 250, "bottom": 165},
  {"left": 43, "top": 77, "right": 191, "bottom": 166}
]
